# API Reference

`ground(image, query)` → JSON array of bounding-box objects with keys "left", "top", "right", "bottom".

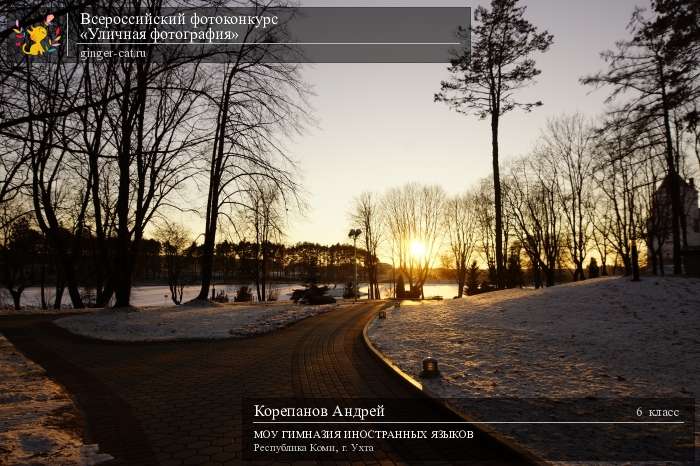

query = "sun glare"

[{"left": 409, "top": 240, "right": 427, "bottom": 259}]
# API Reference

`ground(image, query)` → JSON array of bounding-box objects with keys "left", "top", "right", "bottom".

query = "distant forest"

[{"left": 0, "top": 217, "right": 392, "bottom": 308}]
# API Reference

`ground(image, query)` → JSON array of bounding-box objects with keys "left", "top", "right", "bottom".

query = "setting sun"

[{"left": 409, "top": 240, "right": 427, "bottom": 259}]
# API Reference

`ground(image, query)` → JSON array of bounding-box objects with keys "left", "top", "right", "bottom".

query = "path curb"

[{"left": 362, "top": 309, "right": 548, "bottom": 466}]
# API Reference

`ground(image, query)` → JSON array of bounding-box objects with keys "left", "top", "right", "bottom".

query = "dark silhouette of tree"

[
  {"left": 215, "top": 240, "right": 237, "bottom": 282},
  {"left": 540, "top": 114, "right": 595, "bottom": 281},
  {"left": 110, "top": 51, "right": 204, "bottom": 307},
  {"left": 436, "top": 0, "right": 553, "bottom": 289},
  {"left": 0, "top": 143, "right": 30, "bottom": 228},
  {"left": 505, "top": 242, "right": 524, "bottom": 288},
  {"left": 592, "top": 116, "right": 649, "bottom": 280},
  {"left": 504, "top": 155, "right": 562, "bottom": 287},
  {"left": 465, "top": 261, "right": 480, "bottom": 296},
  {"left": 154, "top": 222, "right": 190, "bottom": 305},
  {"left": 350, "top": 192, "right": 382, "bottom": 299},
  {"left": 590, "top": 193, "right": 614, "bottom": 277},
  {"left": 196, "top": 8, "right": 307, "bottom": 301},
  {"left": 13, "top": 55, "right": 90, "bottom": 309},
  {"left": 237, "top": 180, "right": 286, "bottom": 302},
  {"left": 443, "top": 192, "right": 477, "bottom": 298},
  {"left": 582, "top": 3, "right": 699, "bottom": 274},
  {"left": 643, "top": 174, "right": 671, "bottom": 275},
  {"left": 1, "top": 217, "right": 41, "bottom": 310},
  {"left": 473, "top": 179, "right": 497, "bottom": 283},
  {"left": 2, "top": 0, "right": 209, "bottom": 308}
]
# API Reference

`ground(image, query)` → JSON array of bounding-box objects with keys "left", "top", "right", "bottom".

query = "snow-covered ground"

[
  {"left": 368, "top": 276, "right": 700, "bottom": 463},
  {"left": 0, "top": 336, "right": 112, "bottom": 465},
  {"left": 55, "top": 302, "right": 342, "bottom": 342}
]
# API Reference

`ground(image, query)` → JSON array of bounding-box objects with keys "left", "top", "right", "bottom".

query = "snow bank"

[
  {"left": 55, "top": 302, "right": 341, "bottom": 342},
  {"left": 0, "top": 336, "right": 112, "bottom": 465},
  {"left": 368, "top": 276, "right": 700, "bottom": 462}
]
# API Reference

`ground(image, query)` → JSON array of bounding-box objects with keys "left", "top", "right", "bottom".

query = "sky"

[
  {"left": 173, "top": 0, "right": 646, "bottom": 247},
  {"left": 279, "top": 0, "right": 644, "bottom": 246}
]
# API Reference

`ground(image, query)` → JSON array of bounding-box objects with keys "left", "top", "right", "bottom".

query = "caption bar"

[
  {"left": 60, "top": 7, "right": 471, "bottom": 63},
  {"left": 242, "top": 397, "right": 695, "bottom": 462}
]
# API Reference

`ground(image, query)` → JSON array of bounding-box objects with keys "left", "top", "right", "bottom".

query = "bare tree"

[
  {"left": 436, "top": 0, "right": 553, "bottom": 288},
  {"left": 350, "top": 192, "right": 382, "bottom": 300},
  {"left": 2, "top": 0, "right": 210, "bottom": 309},
  {"left": 236, "top": 180, "right": 286, "bottom": 302},
  {"left": 153, "top": 221, "right": 191, "bottom": 305},
  {"left": 0, "top": 141, "right": 30, "bottom": 228},
  {"left": 504, "top": 155, "right": 562, "bottom": 287},
  {"left": 540, "top": 114, "right": 595, "bottom": 280},
  {"left": 640, "top": 155, "right": 671, "bottom": 275},
  {"left": 6, "top": 53, "right": 90, "bottom": 308},
  {"left": 473, "top": 178, "right": 497, "bottom": 282},
  {"left": 0, "top": 213, "right": 40, "bottom": 310},
  {"left": 592, "top": 116, "right": 651, "bottom": 279},
  {"left": 196, "top": 9, "right": 308, "bottom": 301},
  {"left": 383, "top": 183, "right": 445, "bottom": 298},
  {"left": 589, "top": 193, "right": 615, "bottom": 276},
  {"left": 582, "top": 4, "right": 699, "bottom": 274},
  {"left": 443, "top": 192, "right": 478, "bottom": 297},
  {"left": 2, "top": 1, "right": 311, "bottom": 310},
  {"left": 111, "top": 63, "right": 205, "bottom": 307}
]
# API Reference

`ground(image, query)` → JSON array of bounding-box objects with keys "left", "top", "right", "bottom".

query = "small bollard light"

[
  {"left": 420, "top": 357, "right": 440, "bottom": 378},
  {"left": 393, "top": 302, "right": 401, "bottom": 310},
  {"left": 378, "top": 310, "right": 387, "bottom": 319}
]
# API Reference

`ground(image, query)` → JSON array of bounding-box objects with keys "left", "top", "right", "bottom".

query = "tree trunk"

[
  {"left": 622, "top": 255, "right": 631, "bottom": 275},
  {"left": 373, "top": 264, "right": 378, "bottom": 299},
  {"left": 53, "top": 280, "right": 64, "bottom": 310},
  {"left": 113, "top": 230, "right": 132, "bottom": 308},
  {"left": 261, "top": 249, "right": 268, "bottom": 302},
  {"left": 96, "top": 280, "right": 114, "bottom": 308},
  {"left": 491, "top": 112, "right": 504, "bottom": 289},
  {"left": 11, "top": 290, "right": 21, "bottom": 311},
  {"left": 198, "top": 237, "right": 214, "bottom": 300},
  {"left": 89, "top": 144, "right": 112, "bottom": 307},
  {"left": 168, "top": 259, "right": 181, "bottom": 305},
  {"left": 659, "top": 71, "right": 683, "bottom": 275},
  {"left": 545, "top": 267, "right": 555, "bottom": 287},
  {"left": 631, "top": 242, "right": 640, "bottom": 282},
  {"left": 60, "top": 254, "right": 84, "bottom": 309},
  {"left": 197, "top": 155, "right": 221, "bottom": 302},
  {"left": 254, "top": 246, "right": 262, "bottom": 302},
  {"left": 40, "top": 264, "right": 47, "bottom": 310},
  {"left": 198, "top": 75, "right": 231, "bottom": 301},
  {"left": 113, "top": 260, "right": 132, "bottom": 307}
]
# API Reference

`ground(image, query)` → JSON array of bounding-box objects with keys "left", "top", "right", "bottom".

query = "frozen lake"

[{"left": 1, "top": 282, "right": 461, "bottom": 309}]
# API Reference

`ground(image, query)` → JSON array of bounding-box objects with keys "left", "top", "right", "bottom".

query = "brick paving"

[{"left": 0, "top": 304, "right": 528, "bottom": 465}]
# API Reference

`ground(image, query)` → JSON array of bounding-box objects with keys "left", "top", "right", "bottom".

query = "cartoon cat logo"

[{"left": 14, "top": 14, "right": 61, "bottom": 56}]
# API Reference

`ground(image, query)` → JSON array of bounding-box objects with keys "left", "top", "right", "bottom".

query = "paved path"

[{"left": 1, "top": 304, "right": 528, "bottom": 465}]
